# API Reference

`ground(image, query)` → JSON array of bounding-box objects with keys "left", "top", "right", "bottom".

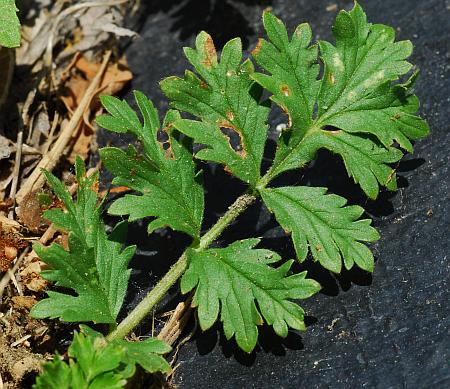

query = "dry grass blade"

[
  {"left": 0, "top": 247, "right": 30, "bottom": 302},
  {"left": 8, "top": 129, "right": 23, "bottom": 219}
]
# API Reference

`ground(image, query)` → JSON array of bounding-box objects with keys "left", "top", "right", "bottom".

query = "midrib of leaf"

[
  {"left": 227, "top": 266, "right": 251, "bottom": 339},
  {"left": 163, "top": 172, "right": 199, "bottom": 230},
  {"left": 136, "top": 154, "right": 200, "bottom": 232},
  {"left": 50, "top": 245, "right": 113, "bottom": 320},
  {"left": 210, "top": 251, "right": 300, "bottom": 320},
  {"left": 264, "top": 28, "right": 315, "bottom": 128},
  {"left": 72, "top": 207, "right": 118, "bottom": 319},
  {"left": 259, "top": 40, "right": 402, "bottom": 185},
  {"left": 258, "top": 125, "right": 320, "bottom": 186},
  {"left": 267, "top": 188, "right": 361, "bottom": 258},
  {"left": 317, "top": 34, "right": 407, "bottom": 124}
]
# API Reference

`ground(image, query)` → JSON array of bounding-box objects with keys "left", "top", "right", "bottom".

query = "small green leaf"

[
  {"left": 80, "top": 325, "right": 171, "bottom": 374},
  {"left": 0, "top": 0, "right": 20, "bottom": 48},
  {"left": 120, "top": 338, "right": 171, "bottom": 374},
  {"left": 181, "top": 239, "right": 320, "bottom": 352},
  {"left": 252, "top": 13, "right": 319, "bottom": 140},
  {"left": 30, "top": 158, "right": 135, "bottom": 324},
  {"left": 68, "top": 331, "right": 124, "bottom": 380},
  {"left": 252, "top": 2, "right": 428, "bottom": 197},
  {"left": 33, "top": 328, "right": 171, "bottom": 389},
  {"left": 160, "top": 32, "right": 270, "bottom": 187},
  {"left": 308, "top": 130, "right": 403, "bottom": 199},
  {"left": 97, "top": 91, "right": 204, "bottom": 239},
  {"left": 261, "top": 186, "right": 379, "bottom": 273},
  {"left": 33, "top": 355, "right": 71, "bottom": 389}
]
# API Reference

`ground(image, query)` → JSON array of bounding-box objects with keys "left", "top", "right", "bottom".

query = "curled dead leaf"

[
  {"left": 20, "top": 256, "right": 48, "bottom": 292},
  {"left": 11, "top": 296, "right": 38, "bottom": 310},
  {"left": 16, "top": 190, "right": 59, "bottom": 233}
]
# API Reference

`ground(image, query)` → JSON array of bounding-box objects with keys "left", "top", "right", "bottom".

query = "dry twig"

[
  {"left": 0, "top": 248, "right": 30, "bottom": 302},
  {"left": 8, "top": 129, "right": 23, "bottom": 219}
]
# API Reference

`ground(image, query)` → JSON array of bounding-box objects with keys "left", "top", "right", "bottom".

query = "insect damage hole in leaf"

[{"left": 160, "top": 32, "right": 271, "bottom": 187}]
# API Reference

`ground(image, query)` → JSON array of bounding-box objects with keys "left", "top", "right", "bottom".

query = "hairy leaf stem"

[{"left": 107, "top": 193, "right": 256, "bottom": 342}]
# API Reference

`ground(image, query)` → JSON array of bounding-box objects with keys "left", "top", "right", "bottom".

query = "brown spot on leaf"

[
  {"left": 327, "top": 129, "right": 342, "bottom": 135},
  {"left": 282, "top": 227, "right": 291, "bottom": 235},
  {"left": 328, "top": 72, "right": 336, "bottom": 85},
  {"left": 251, "top": 39, "right": 263, "bottom": 57},
  {"left": 226, "top": 111, "right": 235, "bottom": 121},
  {"left": 203, "top": 36, "right": 217, "bottom": 68},
  {"left": 280, "top": 84, "right": 292, "bottom": 97},
  {"left": 200, "top": 80, "right": 209, "bottom": 89},
  {"left": 164, "top": 143, "right": 175, "bottom": 159},
  {"left": 390, "top": 113, "right": 401, "bottom": 121},
  {"left": 315, "top": 244, "right": 322, "bottom": 252},
  {"left": 162, "top": 125, "right": 175, "bottom": 160},
  {"left": 386, "top": 169, "right": 396, "bottom": 184},
  {"left": 223, "top": 165, "right": 233, "bottom": 175}
]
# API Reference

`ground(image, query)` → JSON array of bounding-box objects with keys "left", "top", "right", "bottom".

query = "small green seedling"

[{"left": 32, "top": 3, "right": 428, "bottom": 387}]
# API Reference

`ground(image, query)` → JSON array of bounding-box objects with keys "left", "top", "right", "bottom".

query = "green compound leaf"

[
  {"left": 260, "top": 186, "right": 380, "bottom": 273},
  {"left": 119, "top": 337, "right": 171, "bottom": 374},
  {"left": 80, "top": 326, "right": 172, "bottom": 375},
  {"left": 252, "top": 2, "right": 428, "bottom": 197},
  {"left": 33, "top": 356, "right": 72, "bottom": 389},
  {"left": 0, "top": 0, "right": 20, "bottom": 48},
  {"left": 181, "top": 239, "right": 321, "bottom": 352},
  {"left": 30, "top": 158, "right": 135, "bottom": 324},
  {"left": 33, "top": 327, "right": 170, "bottom": 389},
  {"left": 160, "top": 32, "right": 270, "bottom": 187},
  {"left": 302, "top": 130, "right": 403, "bottom": 199},
  {"left": 97, "top": 91, "right": 204, "bottom": 239}
]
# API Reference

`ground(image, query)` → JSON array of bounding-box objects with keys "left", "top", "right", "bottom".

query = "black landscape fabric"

[{"left": 99, "top": 0, "right": 449, "bottom": 387}]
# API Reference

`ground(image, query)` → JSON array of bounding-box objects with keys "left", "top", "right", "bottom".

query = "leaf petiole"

[{"left": 107, "top": 193, "right": 256, "bottom": 342}]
